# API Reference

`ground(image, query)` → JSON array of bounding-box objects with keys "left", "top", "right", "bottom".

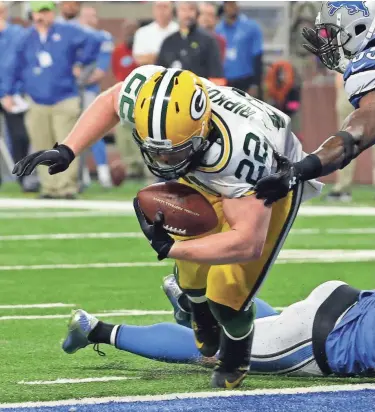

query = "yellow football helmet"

[{"left": 133, "top": 69, "right": 212, "bottom": 180}]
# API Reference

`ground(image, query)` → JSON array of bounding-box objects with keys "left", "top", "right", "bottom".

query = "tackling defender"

[
  {"left": 12, "top": 66, "right": 322, "bottom": 388},
  {"left": 254, "top": 1, "right": 375, "bottom": 205},
  {"left": 63, "top": 277, "right": 375, "bottom": 378}
]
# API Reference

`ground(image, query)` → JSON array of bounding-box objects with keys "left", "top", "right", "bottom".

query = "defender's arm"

[
  {"left": 294, "top": 90, "right": 375, "bottom": 181},
  {"left": 168, "top": 195, "right": 271, "bottom": 265}
]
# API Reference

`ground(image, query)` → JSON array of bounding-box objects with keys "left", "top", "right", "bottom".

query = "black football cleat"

[
  {"left": 190, "top": 301, "right": 221, "bottom": 357},
  {"left": 211, "top": 327, "right": 254, "bottom": 389}
]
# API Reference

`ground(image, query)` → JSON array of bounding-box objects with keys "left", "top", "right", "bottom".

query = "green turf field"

[{"left": 0, "top": 183, "right": 374, "bottom": 404}]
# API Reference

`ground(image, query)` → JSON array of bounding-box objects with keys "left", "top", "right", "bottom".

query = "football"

[{"left": 136, "top": 182, "right": 218, "bottom": 237}]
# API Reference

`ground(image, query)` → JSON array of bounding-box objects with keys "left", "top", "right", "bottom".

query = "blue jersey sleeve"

[{"left": 344, "top": 47, "right": 375, "bottom": 108}]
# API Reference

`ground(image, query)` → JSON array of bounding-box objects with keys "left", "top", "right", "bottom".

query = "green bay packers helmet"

[{"left": 133, "top": 69, "right": 212, "bottom": 180}]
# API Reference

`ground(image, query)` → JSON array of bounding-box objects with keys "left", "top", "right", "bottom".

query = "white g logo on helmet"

[{"left": 190, "top": 88, "right": 207, "bottom": 120}]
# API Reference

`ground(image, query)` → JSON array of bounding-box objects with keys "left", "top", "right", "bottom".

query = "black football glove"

[
  {"left": 133, "top": 198, "right": 175, "bottom": 260},
  {"left": 12, "top": 143, "right": 75, "bottom": 177},
  {"left": 254, "top": 152, "right": 298, "bottom": 207}
]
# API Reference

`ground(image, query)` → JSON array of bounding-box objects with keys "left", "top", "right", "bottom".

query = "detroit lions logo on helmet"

[
  {"left": 327, "top": 1, "right": 370, "bottom": 17},
  {"left": 190, "top": 88, "right": 207, "bottom": 120}
]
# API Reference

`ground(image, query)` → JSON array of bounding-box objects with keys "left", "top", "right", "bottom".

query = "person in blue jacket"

[
  {"left": 0, "top": 1, "right": 32, "bottom": 191},
  {"left": 2, "top": 1, "right": 97, "bottom": 199}
]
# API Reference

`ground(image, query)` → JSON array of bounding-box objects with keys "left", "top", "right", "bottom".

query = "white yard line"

[
  {"left": 0, "top": 233, "right": 143, "bottom": 241},
  {"left": 0, "top": 303, "right": 75, "bottom": 309},
  {"left": 0, "top": 250, "right": 374, "bottom": 272},
  {"left": 0, "top": 310, "right": 173, "bottom": 321},
  {"left": 1, "top": 384, "right": 375, "bottom": 409},
  {"left": 1, "top": 228, "right": 375, "bottom": 241},
  {"left": 18, "top": 376, "right": 140, "bottom": 385},
  {"left": 0, "top": 211, "right": 130, "bottom": 219},
  {"left": 0, "top": 262, "right": 170, "bottom": 271},
  {"left": 1, "top": 198, "right": 375, "bottom": 216}
]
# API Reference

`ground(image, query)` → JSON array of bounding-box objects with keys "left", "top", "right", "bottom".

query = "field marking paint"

[
  {"left": 0, "top": 198, "right": 135, "bottom": 212},
  {"left": 0, "top": 250, "right": 375, "bottom": 272},
  {"left": 0, "top": 211, "right": 130, "bottom": 219},
  {"left": 0, "top": 262, "right": 170, "bottom": 271},
  {"left": 0, "top": 310, "right": 173, "bottom": 321},
  {"left": 293, "top": 228, "right": 375, "bottom": 235},
  {"left": 2, "top": 198, "right": 375, "bottom": 216},
  {"left": 0, "top": 233, "right": 143, "bottom": 241},
  {"left": 18, "top": 376, "right": 140, "bottom": 385},
  {"left": 0, "top": 303, "right": 75, "bottom": 309},
  {"left": 1, "top": 228, "right": 375, "bottom": 241},
  {"left": 1, "top": 383, "right": 375, "bottom": 409}
]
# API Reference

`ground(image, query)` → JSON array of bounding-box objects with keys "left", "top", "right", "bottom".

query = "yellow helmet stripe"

[
  {"left": 147, "top": 70, "right": 167, "bottom": 140},
  {"left": 150, "top": 69, "right": 183, "bottom": 141}
]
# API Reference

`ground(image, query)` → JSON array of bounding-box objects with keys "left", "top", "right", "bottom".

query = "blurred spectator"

[
  {"left": 112, "top": 19, "right": 138, "bottom": 82},
  {"left": 157, "top": 2, "right": 224, "bottom": 83},
  {"left": 326, "top": 74, "right": 356, "bottom": 202},
  {"left": 133, "top": 1, "right": 178, "bottom": 66},
  {"left": 0, "top": 1, "right": 33, "bottom": 192},
  {"left": 57, "top": 1, "right": 81, "bottom": 23},
  {"left": 78, "top": 5, "right": 113, "bottom": 189},
  {"left": 216, "top": 1, "right": 263, "bottom": 97},
  {"left": 198, "top": 2, "right": 226, "bottom": 61},
  {"left": 112, "top": 19, "right": 147, "bottom": 179},
  {"left": 2, "top": 1, "right": 97, "bottom": 199}
]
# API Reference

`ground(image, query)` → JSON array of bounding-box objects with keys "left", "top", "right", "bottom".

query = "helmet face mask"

[
  {"left": 314, "top": 22, "right": 352, "bottom": 71},
  {"left": 133, "top": 131, "right": 209, "bottom": 180}
]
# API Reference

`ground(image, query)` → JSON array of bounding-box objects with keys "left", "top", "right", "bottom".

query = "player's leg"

[
  {"left": 172, "top": 183, "right": 225, "bottom": 358},
  {"left": 162, "top": 273, "right": 278, "bottom": 328},
  {"left": 62, "top": 310, "right": 204, "bottom": 364},
  {"left": 208, "top": 183, "right": 304, "bottom": 388}
]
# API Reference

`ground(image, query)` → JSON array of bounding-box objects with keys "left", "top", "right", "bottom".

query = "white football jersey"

[{"left": 117, "top": 65, "right": 323, "bottom": 201}]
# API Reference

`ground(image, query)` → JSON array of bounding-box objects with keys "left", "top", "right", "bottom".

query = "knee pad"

[{"left": 208, "top": 299, "right": 256, "bottom": 339}]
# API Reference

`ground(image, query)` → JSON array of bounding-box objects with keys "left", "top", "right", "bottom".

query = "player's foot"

[
  {"left": 325, "top": 191, "right": 352, "bottom": 202},
  {"left": 162, "top": 274, "right": 191, "bottom": 327},
  {"left": 62, "top": 309, "right": 98, "bottom": 354},
  {"left": 190, "top": 301, "right": 220, "bottom": 357},
  {"left": 211, "top": 328, "right": 253, "bottom": 389}
]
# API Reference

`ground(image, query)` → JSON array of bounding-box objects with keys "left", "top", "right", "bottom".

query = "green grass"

[{"left": 0, "top": 184, "right": 375, "bottom": 404}]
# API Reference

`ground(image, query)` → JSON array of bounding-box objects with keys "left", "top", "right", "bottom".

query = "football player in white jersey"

[
  {"left": 63, "top": 278, "right": 375, "bottom": 378},
  {"left": 254, "top": 1, "right": 375, "bottom": 205},
  {"left": 12, "top": 65, "right": 322, "bottom": 388}
]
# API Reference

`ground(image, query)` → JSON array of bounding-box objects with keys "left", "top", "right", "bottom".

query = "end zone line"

[
  {"left": 1, "top": 383, "right": 375, "bottom": 409},
  {"left": 18, "top": 376, "right": 140, "bottom": 385}
]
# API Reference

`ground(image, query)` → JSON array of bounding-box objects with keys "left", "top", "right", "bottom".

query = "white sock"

[
  {"left": 82, "top": 167, "right": 91, "bottom": 186},
  {"left": 97, "top": 164, "right": 112, "bottom": 188}
]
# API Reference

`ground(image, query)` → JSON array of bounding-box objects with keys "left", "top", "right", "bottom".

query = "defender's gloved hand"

[
  {"left": 254, "top": 152, "right": 298, "bottom": 206},
  {"left": 12, "top": 143, "right": 75, "bottom": 177},
  {"left": 133, "top": 198, "right": 175, "bottom": 260}
]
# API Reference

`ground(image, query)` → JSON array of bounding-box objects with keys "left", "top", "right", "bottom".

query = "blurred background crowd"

[{"left": 0, "top": 1, "right": 368, "bottom": 201}]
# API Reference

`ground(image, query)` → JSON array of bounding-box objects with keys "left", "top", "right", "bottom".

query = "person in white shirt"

[{"left": 132, "top": 1, "right": 178, "bottom": 66}]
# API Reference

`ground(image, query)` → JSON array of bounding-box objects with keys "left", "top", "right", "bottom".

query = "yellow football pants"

[{"left": 174, "top": 180, "right": 304, "bottom": 311}]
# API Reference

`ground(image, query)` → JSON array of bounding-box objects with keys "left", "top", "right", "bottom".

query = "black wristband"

[
  {"left": 59, "top": 144, "right": 76, "bottom": 163},
  {"left": 293, "top": 154, "right": 323, "bottom": 181},
  {"left": 335, "top": 131, "right": 356, "bottom": 169}
]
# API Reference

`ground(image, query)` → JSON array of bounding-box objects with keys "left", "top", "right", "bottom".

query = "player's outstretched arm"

[
  {"left": 63, "top": 82, "right": 122, "bottom": 155},
  {"left": 255, "top": 91, "right": 375, "bottom": 205},
  {"left": 13, "top": 83, "right": 122, "bottom": 178}
]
